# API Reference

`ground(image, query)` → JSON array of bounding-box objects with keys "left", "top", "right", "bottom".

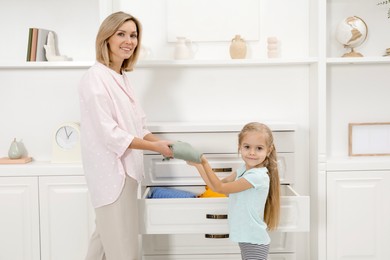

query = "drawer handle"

[
  {"left": 212, "top": 167, "right": 232, "bottom": 172},
  {"left": 206, "top": 214, "right": 228, "bottom": 219},
  {"left": 205, "top": 234, "right": 229, "bottom": 239}
]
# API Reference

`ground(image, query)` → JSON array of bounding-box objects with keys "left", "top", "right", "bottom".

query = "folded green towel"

[{"left": 164, "top": 141, "right": 202, "bottom": 163}]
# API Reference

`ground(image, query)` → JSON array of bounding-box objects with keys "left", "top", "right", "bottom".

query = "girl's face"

[
  {"left": 107, "top": 20, "right": 138, "bottom": 69},
  {"left": 239, "top": 131, "right": 270, "bottom": 169}
]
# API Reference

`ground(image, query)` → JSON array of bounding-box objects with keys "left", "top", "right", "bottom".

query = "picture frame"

[{"left": 348, "top": 122, "right": 390, "bottom": 156}]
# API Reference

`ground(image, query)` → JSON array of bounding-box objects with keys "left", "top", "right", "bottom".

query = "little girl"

[{"left": 188, "top": 122, "right": 280, "bottom": 260}]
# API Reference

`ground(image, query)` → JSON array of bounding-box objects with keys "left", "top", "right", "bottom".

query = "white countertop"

[
  {"left": 147, "top": 121, "right": 297, "bottom": 133},
  {"left": 327, "top": 156, "right": 390, "bottom": 171},
  {"left": 0, "top": 161, "right": 83, "bottom": 177}
]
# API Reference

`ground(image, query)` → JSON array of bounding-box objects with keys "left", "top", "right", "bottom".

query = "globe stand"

[{"left": 342, "top": 47, "right": 363, "bottom": 58}]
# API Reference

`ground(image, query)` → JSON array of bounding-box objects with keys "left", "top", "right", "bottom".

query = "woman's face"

[
  {"left": 239, "top": 131, "right": 269, "bottom": 169},
  {"left": 107, "top": 20, "right": 138, "bottom": 68}
]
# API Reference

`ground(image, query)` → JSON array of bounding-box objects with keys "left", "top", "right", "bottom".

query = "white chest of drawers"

[{"left": 139, "top": 122, "right": 309, "bottom": 260}]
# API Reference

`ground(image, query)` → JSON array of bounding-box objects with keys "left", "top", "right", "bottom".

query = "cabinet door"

[
  {"left": 39, "top": 176, "right": 95, "bottom": 260},
  {"left": 327, "top": 171, "right": 390, "bottom": 260},
  {"left": 0, "top": 177, "right": 40, "bottom": 260}
]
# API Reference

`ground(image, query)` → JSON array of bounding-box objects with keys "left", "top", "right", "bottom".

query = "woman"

[{"left": 78, "top": 11, "right": 173, "bottom": 260}]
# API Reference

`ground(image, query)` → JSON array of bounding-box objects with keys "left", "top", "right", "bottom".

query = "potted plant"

[{"left": 377, "top": 1, "right": 390, "bottom": 18}]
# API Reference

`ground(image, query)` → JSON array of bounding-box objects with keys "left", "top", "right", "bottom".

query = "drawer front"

[
  {"left": 145, "top": 131, "right": 294, "bottom": 154},
  {"left": 142, "top": 233, "right": 295, "bottom": 255},
  {"left": 138, "top": 186, "right": 309, "bottom": 234},
  {"left": 139, "top": 197, "right": 229, "bottom": 234},
  {"left": 143, "top": 254, "right": 295, "bottom": 260},
  {"left": 143, "top": 255, "right": 241, "bottom": 260},
  {"left": 143, "top": 153, "right": 294, "bottom": 186}
]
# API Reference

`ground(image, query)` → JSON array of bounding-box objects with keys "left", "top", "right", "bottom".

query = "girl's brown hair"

[
  {"left": 95, "top": 11, "right": 142, "bottom": 72},
  {"left": 238, "top": 122, "right": 281, "bottom": 230}
]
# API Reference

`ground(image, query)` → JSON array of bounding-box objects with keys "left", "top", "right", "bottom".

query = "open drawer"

[
  {"left": 143, "top": 154, "right": 295, "bottom": 186},
  {"left": 138, "top": 184, "right": 309, "bottom": 235}
]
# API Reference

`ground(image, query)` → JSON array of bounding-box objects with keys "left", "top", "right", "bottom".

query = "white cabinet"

[
  {"left": 139, "top": 123, "right": 309, "bottom": 260},
  {"left": 0, "top": 173, "right": 94, "bottom": 260},
  {"left": 39, "top": 176, "right": 95, "bottom": 260},
  {"left": 311, "top": 1, "right": 390, "bottom": 259},
  {"left": 0, "top": 177, "right": 40, "bottom": 260},
  {"left": 327, "top": 170, "right": 390, "bottom": 260}
]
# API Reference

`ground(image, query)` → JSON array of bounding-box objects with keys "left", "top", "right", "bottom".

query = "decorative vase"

[
  {"left": 174, "top": 37, "right": 197, "bottom": 60},
  {"left": 229, "top": 35, "right": 247, "bottom": 59},
  {"left": 8, "top": 138, "right": 22, "bottom": 159}
]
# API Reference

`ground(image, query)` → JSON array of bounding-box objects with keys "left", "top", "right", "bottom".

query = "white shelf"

[
  {"left": 0, "top": 58, "right": 318, "bottom": 69},
  {"left": 327, "top": 56, "right": 390, "bottom": 65},
  {"left": 0, "top": 61, "right": 94, "bottom": 69},
  {"left": 136, "top": 58, "right": 318, "bottom": 67}
]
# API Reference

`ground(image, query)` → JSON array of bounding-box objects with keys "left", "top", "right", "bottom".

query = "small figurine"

[
  {"left": 44, "top": 32, "right": 71, "bottom": 61},
  {"left": 267, "top": 37, "right": 280, "bottom": 58}
]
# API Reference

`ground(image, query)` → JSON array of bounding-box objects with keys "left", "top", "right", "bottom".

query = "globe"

[{"left": 335, "top": 16, "right": 368, "bottom": 57}]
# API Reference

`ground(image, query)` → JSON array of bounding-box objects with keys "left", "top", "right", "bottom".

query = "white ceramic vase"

[
  {"left": 8, "top": 138, "right": 22, "bottom": 159},
  {"left": 229, "top": 35, "right": 247, "bottom": 59},
  {"left": 174, "top": 37, "right": 197, "bottom": 60}
]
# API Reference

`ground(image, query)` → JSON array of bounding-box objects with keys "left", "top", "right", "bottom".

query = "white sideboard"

[
  {"left": 0, "top": 164, "right": 94, "bottom": 260},
  {"left": 138, "top": 122, "right": 309, "bottom": 260}
]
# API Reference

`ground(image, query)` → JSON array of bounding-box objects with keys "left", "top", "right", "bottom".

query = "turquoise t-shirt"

[{"left": 228, "top": 165, "right": 270, "bottom": 245}]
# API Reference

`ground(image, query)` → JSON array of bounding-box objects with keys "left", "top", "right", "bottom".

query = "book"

[
  {"left": 26, "top": 28, "right": 33, "bottom": 61},
  {"left": 30, "top": 28, "right": 38, "bottom": 61},
  {"left": 26, "top": 27, "right": 53, "bottom": 62}
]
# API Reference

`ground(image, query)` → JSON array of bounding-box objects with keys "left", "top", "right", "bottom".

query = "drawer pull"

[
  {"left": 206, "top": 214, "right": 228, "bottom": 219},
  {"left": 212, "top": 167, "right": 232, "bottom": 172},
  {"left": 205, "top": 234, "right": 229, "bottom": 239}
]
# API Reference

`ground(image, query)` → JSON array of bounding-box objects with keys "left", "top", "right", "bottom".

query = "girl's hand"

[
  {"left": 200, "top": 154, "right": 207, "bottom": 164},
  {"left": 186, "top": 161, "right": 199, "bottom": 166},
  {"left": 187, "top": 155, "right": 207, "bottom": 169}
]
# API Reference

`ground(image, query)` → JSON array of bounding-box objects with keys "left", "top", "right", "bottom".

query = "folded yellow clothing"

[{"left": 197, "top": 186, "right": 227, "bottom": 198}]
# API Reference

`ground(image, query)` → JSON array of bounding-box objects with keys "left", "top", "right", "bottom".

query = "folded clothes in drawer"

[
  {"left": 148, "top": 187, "right": 197, "bottom": 199},
  {"left": 148, "top": 186, "right": 227, "bottom": 199}
]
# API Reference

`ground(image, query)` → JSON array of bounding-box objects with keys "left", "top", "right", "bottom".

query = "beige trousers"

[{"left": 85, "top": 175, "right": 139, "bottom": 260}]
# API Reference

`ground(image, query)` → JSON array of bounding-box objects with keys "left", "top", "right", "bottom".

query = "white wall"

[
  {"left": 117, "top": 0, "right": 309, "bottom": 60},
  {"left": 0, "top": 0, "right": 100, "bottom": 62},
  {"left": 0, "top": 66, "right": 310, "bottom": 176}
]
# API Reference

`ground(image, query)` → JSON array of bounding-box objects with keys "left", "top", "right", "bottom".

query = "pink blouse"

[{"left": 78, "top": 62, "right": 150, "bottom": 208}]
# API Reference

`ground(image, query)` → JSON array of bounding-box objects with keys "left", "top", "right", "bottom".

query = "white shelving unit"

[{"left": 321, "top": 1, "right": 390, "bottom": 260}]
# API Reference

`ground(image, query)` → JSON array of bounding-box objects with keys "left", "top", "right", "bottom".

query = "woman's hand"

[{"left": 154, "top": 140, "right": 173, "bottom": 158}]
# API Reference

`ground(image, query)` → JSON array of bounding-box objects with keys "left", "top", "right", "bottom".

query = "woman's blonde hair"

[
  {"left": 238, "top": 122, "right": 281, "bottom": 230},
  {"left": 96, "top": 11, "right": 142, "bottom": 72}
]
